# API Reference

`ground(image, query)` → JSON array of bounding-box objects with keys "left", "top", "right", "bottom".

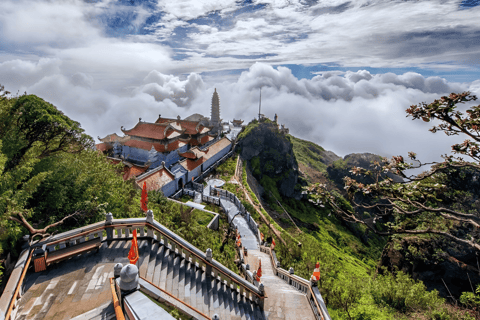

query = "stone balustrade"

[
  {"left": 1, "top": 211, "right": 265, "bottom": 320},
  {"left": 210, "top": 187, "right": 261, "bottom": 243},
  {"left": 259, "top": 245, "right": 331, "bottom": 320}
]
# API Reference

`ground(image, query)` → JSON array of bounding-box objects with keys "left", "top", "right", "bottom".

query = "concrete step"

[
  {"left": 138, "top": 239, "right": 151, "bottom": 278},
  {"left": 172, "top": 253, "right": 180, "bottom": 298},
  {"left": 196, "top": 267, "right": 205, "bottom": 315},
  {"left": 159, "top": 246, "right": 170, "bottom": 290},
  {"left": 189, "top": 262, "right": 198, "bottom": 310},
  {"left": 145, "top": 241, "right": 159, "bottom": 282},
  {"left": 201, "top": 271, "right": 209, "bottom": 314},
  {"left": 152, "top": 242, "right": 165, "bottom": 286},
  {"left": 183, "top": 258, "right": 192, "bottom": 307},
  {"left": 178, "top": 256, "right": 186, "bottom": 302},
  {"left": 165, "top": 247, "right": 175, "bottom": 294},
  {"left": 211, "top": 277, "right": 220, "bottom": 317},
  {"left": 136, "top": 241, "right": 267, "bottom": 320}
]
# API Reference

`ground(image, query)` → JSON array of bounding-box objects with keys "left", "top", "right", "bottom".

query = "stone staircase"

[
  {"left": 246, "top": 251, "right": 315, "bottom": 320},
  {"left": 135, "top": 238, "right": 265, "bottom": 320}
]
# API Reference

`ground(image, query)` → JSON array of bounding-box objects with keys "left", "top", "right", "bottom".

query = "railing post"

[
  {"left": 258, "top": 283, "right": 265, "bottom": 308},
  {"left": 146, "top": 210, "right": 154, "bottom": 238},
  {"left": 205, "top": 248, "right": 213, "bottom": 277},
  {"left": 105, "top": 212, "right": 113, "bottom": 242},
  {"left": 289, "top": 267, "right": 294, "bottom": 285},
  {"left": 114, "top": 263, "right": 123, "bottom": 279},
  {"left": 117, "top": 264, "right": 140, "bottom": 305}
]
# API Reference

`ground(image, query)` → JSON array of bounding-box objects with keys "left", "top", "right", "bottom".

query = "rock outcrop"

[{"left": 237, "top": 121, "right": 299, "bottom": 197}]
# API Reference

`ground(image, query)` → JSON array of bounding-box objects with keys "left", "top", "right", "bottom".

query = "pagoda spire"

[{"left": 211, "top": 88, "right": 221, "bottom": 133}]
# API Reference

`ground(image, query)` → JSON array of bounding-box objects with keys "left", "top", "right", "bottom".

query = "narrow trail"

[{"left": 232, "top": 165, "right": 287, "bottom": 246}]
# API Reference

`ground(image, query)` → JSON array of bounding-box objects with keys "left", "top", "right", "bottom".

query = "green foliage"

[
  {"left": 326, "top": 274, "right": 365, "bottom": 320},
  {"left": 216, "top": 156, "right": 236, "bottom": 181},
  {"left": 148, "top": 196, "right": 239, "bottom": 273},
  {"left": 332, "top": 158, "right": 349, "bottom": 170},
  {"left": 0, "top": 93, "right": 139, "bottom": 257},
  {"left": 237, "top": 120, "right": 259, "bottom": 141},
  {"left": 251, "top": 156, "right": 261, "bottom": 175},
  {"left": 0, "top": 95, "right": 93, "bottom": 169},
  {"left": 371, "top": 270, "right": 444, "bottom": 312},
  {"left": 288, "top": 134, "right": 328, "bottom": 176},
  {"left": 196, "top": 210, "right": 214, "bottom": 226},
  {"left": 460, "top": 285, "right": 480, "bottom": 310}
]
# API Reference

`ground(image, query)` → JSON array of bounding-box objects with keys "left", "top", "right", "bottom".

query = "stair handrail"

[
  {"left": 0, "top": 249, "right": 32, "bottom": 320},
  {"left": 27, "top": 215, "right": 264, "bottom": 301},
  {"left": 147, "top": 219, "right": 264, "bottom": 300}
]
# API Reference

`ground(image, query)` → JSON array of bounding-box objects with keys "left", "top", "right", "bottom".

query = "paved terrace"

[{"left": 15, "top": 241, "right": 128, "bottom": 320}]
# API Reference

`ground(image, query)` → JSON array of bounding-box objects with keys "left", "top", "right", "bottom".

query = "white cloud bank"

[{"left": 2, "top": 61, "right": 477, "bottom": 168}]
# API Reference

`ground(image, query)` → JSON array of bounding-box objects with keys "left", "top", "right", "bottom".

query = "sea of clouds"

[{"left": 2, "top": 59, "right": 478, "bottom": 168}]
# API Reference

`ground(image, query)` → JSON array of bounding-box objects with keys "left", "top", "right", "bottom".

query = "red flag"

[
  {"left": 271, "top": 238, "right": 276, "bottom": 250},
  {"left": 128, "top": 229, "right": 139, "bottom": 264},
  {"left": 141, "top": 181, "right": 148, "bottom": 212},
  {"left": 256, "top": 260, "right": 262, "bottom": 282},
  {"left": 236, "top": 234, "right": 242, "bottom": 247},
  {"left": 313, "top": 262, "right": 320, "bottom": 281}
]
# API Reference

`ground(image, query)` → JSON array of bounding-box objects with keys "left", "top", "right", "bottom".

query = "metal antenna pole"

[{"left": 258, "top": 87, "right": 261, "bottom": 120}]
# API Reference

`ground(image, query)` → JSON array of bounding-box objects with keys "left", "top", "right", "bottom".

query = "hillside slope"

[{"left": 234, "top": 120, "right": 476, "bottom": 319}]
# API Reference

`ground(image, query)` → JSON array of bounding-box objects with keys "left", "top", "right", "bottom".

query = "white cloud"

[
  {"left": 0, "top": 0, "right": 101, "bottom": 48},
  {"left": 157, "top": 0, "right": 240, "bottom": 21},
  {"left": 135, "top": 70, "right": 205, "bottom": 106},
  {"left": 193, "top": 63, "right": 472, "bottom": 165},
  {"left": 0, "top": 0, "right": 478, "bottom": 170}
]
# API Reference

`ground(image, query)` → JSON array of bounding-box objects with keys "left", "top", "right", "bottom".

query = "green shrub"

[{"left": 371, "top": 271, "right": 444, "bottom": 312}]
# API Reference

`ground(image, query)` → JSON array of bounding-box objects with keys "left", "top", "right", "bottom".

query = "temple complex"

[{"left": 95, "top": 89, "right": 237, "bottom": 196}]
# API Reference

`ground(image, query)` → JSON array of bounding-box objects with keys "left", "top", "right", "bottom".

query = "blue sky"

[{"left": 1, "top": 0, "right": 480, "bottom": 163}]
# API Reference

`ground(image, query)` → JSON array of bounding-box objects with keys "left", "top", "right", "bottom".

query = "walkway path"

[
  {"left": 203, "top": 181, "right": 258, "bottom": 251},
  {"left": 198, "top": 178, "right": 316, "bottom": 320},
  {"left": 246, "top": 250, "right": 315, "bottom": 320}
]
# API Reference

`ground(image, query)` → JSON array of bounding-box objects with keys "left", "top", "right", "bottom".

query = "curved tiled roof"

[
  {"left": 98, "top": 133, "right": 120, "bottom": 142},
  {"left": 95, "top": 142, "right": 112, "bottom": 152},
  {"left": 122, "top": 122, "right": 171, "bottom": 140},
  {"left": 200, "top": 135, "right": 213, "bottom": 144},
  {"left": 136, "top": 166, "right": 175, "bottom": 191},
  {"left": 124, "top": 139, "right": 166, "bottom": 152},
  {"left": 153, "top": 117, "right": 211, "bottom": 135},
  {"left": 180, "top": 156, "right": 205, "bottom": 171},
  {"left": 178, "top": 150, "right": 197, "bottom": 159}
]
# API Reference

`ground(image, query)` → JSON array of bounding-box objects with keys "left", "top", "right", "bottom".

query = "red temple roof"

[
  {"left": 178, "top": 150, "right": 197, "bottom": 159},
  {"left": 95, "top": 142, "right": 112, "bottom": 152},
  {"left": 124, "top": 164, "right": 149, "bottom": 181},
  {"left": 122, "top": 122, "right": 170, "bottom": 140},
  {"left": 124, "top": 139, "right": 166, "bottom": 152},
  {"left": 136, "top": 167, "right": 175, "bottom": 191},
  {"left": 180, "top": 157, "right": 205, "bottom": 171}
]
